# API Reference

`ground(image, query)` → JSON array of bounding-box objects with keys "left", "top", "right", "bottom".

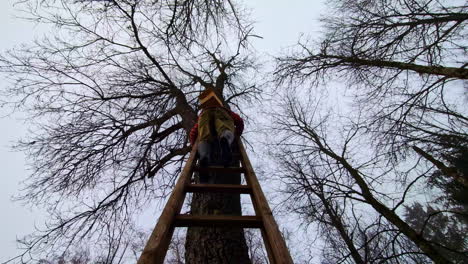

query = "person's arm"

[
  {"left": 230, "top": 112, "right": 244, "bottom": 136},
  {"left": 189, "top": 123, "right": 199, "bottom": 145}
]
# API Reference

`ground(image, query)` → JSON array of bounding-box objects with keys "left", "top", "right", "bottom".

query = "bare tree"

[
  {"left": 165, "top": 230, "right": 186, "bottom": 264},
  {"left": 269, "top": 96, "right": 457, "bottom": 263},
  {"left": 274, "top": 158, "right": 366, "bottom": 264},
  {"left": 276, "top": 0, "right": 467, "bottom": 85},
  {"left": 38, "top": 249, "right": 91, "bottom": 264},
  {"left": 272, "top": 1, "right": 467, "bottom": 262},
  {"left": 274, "top": 0, "right": 468, "bottom": 172},
  {"left": 244, "top": 229, "right": 269, "bottom": 264},
  {"left": 0, "top": 0, "right": 261, "bottom": 263}
]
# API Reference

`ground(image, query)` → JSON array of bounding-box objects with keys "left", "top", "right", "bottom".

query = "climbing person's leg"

[
  {"left": 197, "top": 140, "right": 211, "bottom": 183},
  {"left": 220, "top": 130, "right": 234, "bottom": 166},
  {"left": 214, "top": 109, "right": 236, "bottom": 166},
  {"left": 197, "top": 109, "right": 216, "bottom": 183},
  {"left": 198, "top": 140, "right": 211, "bottom": 162}
]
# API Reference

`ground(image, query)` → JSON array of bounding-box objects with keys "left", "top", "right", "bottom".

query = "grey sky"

[
  {"left": 0, "top": 0, "right": 325, "bottom": 262},
  {"left": 0, "top": 0, "right": 48, "bottom": 261}
]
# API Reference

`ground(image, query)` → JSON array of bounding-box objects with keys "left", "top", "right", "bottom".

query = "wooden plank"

[
  {"left": 185, "top": 183, "right": 252, "bottom": 194},
  {"left": 193, "top": 166, "right": 246, "bottom": 174},
  {"left": 137, "top": 143, "right": 199, "bottom": 264},
  {"left": 238, "top": 141, "right": 294, "bottom": 264},
  {"left": 174, "top": 215, "right": 263, "bottom": 228}
]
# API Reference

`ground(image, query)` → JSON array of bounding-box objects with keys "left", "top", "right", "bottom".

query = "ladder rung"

[
  {"left": 186, "top": 184, "right": 252, "bottom": 194},
  {"left": 193, "top": 166, "right": 246, "bottom": 174},
  {"left": 174, "top": 215, "right": 262, "bottom": 228}
]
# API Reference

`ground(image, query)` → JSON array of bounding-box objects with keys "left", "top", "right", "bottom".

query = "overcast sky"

[
  {"left": 0, "top": 0, "right": 325, "bottom": 262},
  {"left": 0, "top": 0, "right": 48, "bottom": 261}
]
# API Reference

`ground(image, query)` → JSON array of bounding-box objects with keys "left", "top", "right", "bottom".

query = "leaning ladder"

[{"left": 137, "top": 140, "right": 294, "bottom": 264}]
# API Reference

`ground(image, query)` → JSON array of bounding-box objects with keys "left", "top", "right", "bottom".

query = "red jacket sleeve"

[
  {"left": 230, "top": 111, "right": 244, "bottom": 136},
  {"left": 189, "top": 123, "right": 199, "bottom": 145}
]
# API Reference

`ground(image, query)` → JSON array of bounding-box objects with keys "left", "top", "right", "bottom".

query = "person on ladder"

[{"left": 189, "top": 88, "right": 244, "bottom": 183}]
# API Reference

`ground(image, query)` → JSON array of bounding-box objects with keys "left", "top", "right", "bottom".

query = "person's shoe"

[{"left": 220, "top": 138, "right": 232, "bottom": 167}]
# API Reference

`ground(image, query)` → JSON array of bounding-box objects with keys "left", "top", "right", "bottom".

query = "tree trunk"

[
  {"left": 321, "top": 55, "right": 468, "bottom": 79},
  {"left": 185, "top": 141, "right": 251, "bottom": 264},
  {"left": 319, "top": 193, "right": 365, "bottom": 264},
  {"left": 412, "top": 146, "right": 468, "bottom": 187}
]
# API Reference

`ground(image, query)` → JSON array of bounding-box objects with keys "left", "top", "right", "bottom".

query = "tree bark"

[{"left": 185, "top": 141, "right": 251, "bottom": 264}]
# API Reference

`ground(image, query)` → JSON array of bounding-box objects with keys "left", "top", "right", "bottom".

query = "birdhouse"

[{"left": 199, "top": 88, "right": 223, "bottom": 108}]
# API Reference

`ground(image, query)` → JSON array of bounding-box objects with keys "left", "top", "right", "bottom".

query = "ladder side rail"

[
  {"left": 137, "top": 143, "right": 199, "bottom": 264},
  {"left": 260, "top": 227, "right": 277, "bottom": 264},
  {"left": 238, "top": 169, "right": 276, "bottom": 264},
  {"left": 234, "top": 141, "right": 275, "bottom": 264},
  {"left": 238, "top": 140, "right": 294, "bottom": 264},
  {"left": 239, "top": 152, "right": 276, "bottom": 264}
]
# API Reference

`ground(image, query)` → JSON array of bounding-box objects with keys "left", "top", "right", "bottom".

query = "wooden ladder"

[{"left": 137, "top": 140, "right": 294, "bottom": 264}]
